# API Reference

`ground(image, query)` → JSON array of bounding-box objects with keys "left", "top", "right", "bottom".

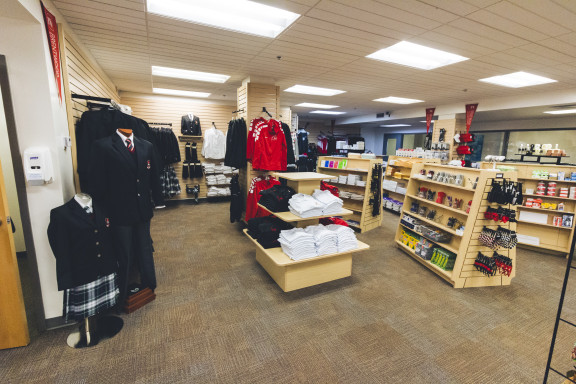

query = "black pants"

[{"left": 113, "top": 221, "right": 156, "bottom": 302}]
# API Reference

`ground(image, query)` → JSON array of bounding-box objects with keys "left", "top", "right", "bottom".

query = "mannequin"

[
  {"left": 48, "top": 193, "right": 123, "bottom": 348},
  {"left": 88, "top": 128, "right": 165, "bottom": 307}
]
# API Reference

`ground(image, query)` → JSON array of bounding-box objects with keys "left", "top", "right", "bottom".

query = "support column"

[{"left": 432, "top": 118, "right": 466, "bottom": 163}]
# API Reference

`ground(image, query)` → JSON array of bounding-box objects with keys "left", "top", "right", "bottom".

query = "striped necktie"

[{"left": 125, "top": 138, "right": 135, "bottom": 153}]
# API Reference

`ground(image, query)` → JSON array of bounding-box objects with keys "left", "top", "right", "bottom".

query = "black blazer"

[
  {"left": 181, "top": 114, "right": 202, "bottom": 136},
  {"left": 47, "top": 199, "right": 118, "bottom": 291},
  {"left": 88, "top": 133, "right": 164, "bottom": 226}
]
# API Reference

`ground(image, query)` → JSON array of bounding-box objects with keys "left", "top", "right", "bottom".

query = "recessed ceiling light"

[
  {"left": 380, "top": 124, "right": 411, "bottom": 127},
  {"left": 374, "top": 97, "right": 423, "bottom": 104},
  {"left": 310, "top": 110, "right": 346, "bottom": 115},
  {"left": 295, "top": 103, "right": 339, "bottom": 109},
  {"left": 366, "top": 41, "right": 469, "bottom": 70},
  {"left": 544, "top": 109, "right": 576, "bottom": 115},
  {"left": 153, "top": 88, "right": 210, "bottom": 98},
  {"left": 152, "top": 66, "right": 230, "bottom": 83},
  {"left": 284, "top": 85, "right": 345, "bottom": 96},
  {"left": 479, "top": 71, "right": 557, "bottom": 88},
  {"left": 147, "top": 0, "right": 300, "bottom": 38}
]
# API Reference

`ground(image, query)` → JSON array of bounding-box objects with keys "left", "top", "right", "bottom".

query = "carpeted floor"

[{"left": 2, "top": 202, "right": 575, "bottom": 383}]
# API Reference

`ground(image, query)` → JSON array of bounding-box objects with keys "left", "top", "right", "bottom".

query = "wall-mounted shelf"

[{"left": 406, "top": 194, "right": 469, "bottom": 216}]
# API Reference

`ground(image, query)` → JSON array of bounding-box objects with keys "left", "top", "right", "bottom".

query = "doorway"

[{"left": 383, "top": 133, "right": 403, "bottom": 158}]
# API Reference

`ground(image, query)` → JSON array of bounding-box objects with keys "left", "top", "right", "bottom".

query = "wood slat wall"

[
  {"left": 59, "top": 26, "right": 120, "bottom": 192},
  {"left": 121, "top": 95, "right": 236, "bottom": 200},
  {"left": 236, "top": 83, "right": 280, "bottom": 209}
]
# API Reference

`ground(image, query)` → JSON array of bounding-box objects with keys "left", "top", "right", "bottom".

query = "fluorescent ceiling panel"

[
  {"left": 381, "top": 124, "right": 411, "bottom": 127},
  {"left": 284, "top": 85, "right": 345, "bottom": 96},
  {"left": 374, "top": 97, "right": 423, "bottom": 104},
  {"left": 152, "top": 66, "right": 229, "bottom": 83},
  {"left": 153, "top": 88, "right": 210, "bottom": 98},
  {"left": 366, "top": 41, "right": 469, "bottom": 70},
  {"left": 479, "top": 71, "right": 557, "bottom": 88},
  {"left": 310, "top": 110, "right": 346, "bottom": 115},
  {"left": 147, "top": 0, "right": 300, "bottom": 38},
  {"left": 544, "top": 109, "right": 576, "bottom": 115},
  {"left": 295, "top": 103, "right": 339, "bottom": 109}
]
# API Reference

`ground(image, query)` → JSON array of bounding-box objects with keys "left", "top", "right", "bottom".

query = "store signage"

[
  {"left": 465, "top": 103, "right": 478, "bottom": 133},
  {"left": 496, "top": 173, "right": 504, "bottom": 179},
  {"left": 425, "top": 108, "right": 435, "bottom": 133},
  {"left": 41, "top": 2, "right": 63, "bottom": 103}
]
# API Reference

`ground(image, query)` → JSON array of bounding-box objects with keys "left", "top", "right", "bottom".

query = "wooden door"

[{"left": 0, "top": 157, "right": 29, "bottom": 349}]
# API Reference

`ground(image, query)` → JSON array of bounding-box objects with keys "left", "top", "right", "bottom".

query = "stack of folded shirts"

[
  {"left": 312, "top": 189, "right": 344, "bottom": 215},
  {"left": 356, "top": 180, "right": 366, "bottom": 187},
  {"left": 207, "top": 186, "right": 231, "bottom": 196},
  {"left": 202, "top": 163, "right": 215, "bottom": 174},
  {"left": 278, "top": 228, "right": 317, "bottom": 260},
  {"left": 304, "top": 225, "right": 338, "bottom": 255},
  {"left": 347, "top": 174, "right": 359, "bottom": 185},
  {"left": 350, "top": 193, "right": 364, "bottom": 200},
  {"left": 339, "top": 191, "right": 351, "bottom": 199},
  {"left": 289, "top": 194, "right": 324, "bottom": 218},
  {"left": 338, "top": 175, "right": 348, "bottom": 184},
  {"left": 247, "top": 216, "right": 293, "bottom": 249},
  {"left": 326, "top": 224, "right": 358, "bottom": 252}
]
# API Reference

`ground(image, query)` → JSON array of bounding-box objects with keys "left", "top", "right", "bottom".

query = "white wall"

[
  {"left": 0, "top": 0, "right": 75, "bottom": 320},
  {"left": 360, "top": 126, "right": 385, "bottom": 155}
]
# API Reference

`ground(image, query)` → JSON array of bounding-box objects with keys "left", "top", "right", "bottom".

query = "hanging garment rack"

[
  {"left": 262, "top": 107, "right": 273, "bottom": 118},
  {"left": 71, "top": 93, "right": 121, "bottom": 110},
  {"left": 148, "top": 122, "right": 173, "bottom": 126}
]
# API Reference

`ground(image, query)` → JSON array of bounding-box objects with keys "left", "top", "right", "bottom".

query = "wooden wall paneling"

[
  {"left": 431, "top": 119, "right": 464, "bottom": 164},
  {"left": 59, "top": 26, "right": 120, "bottom": 193},
  {"left": 237, "top": 83, "right": 280, "bottom": 215},
  {"left": 121, "top": 95, "right": 236, "bottom": 200}
]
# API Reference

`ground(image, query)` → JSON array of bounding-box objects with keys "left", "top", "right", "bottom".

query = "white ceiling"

[{"left": 52, "top": 0, "right": 576, "bottom": 125}]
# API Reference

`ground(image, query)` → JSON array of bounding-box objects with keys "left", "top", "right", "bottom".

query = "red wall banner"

[
  {"left": 425, "top": 108, "right": 435, "bottom": 133},
  {"left": 465, "top": 103, "right": 478, "bottom": 133},
  {"left": 41, "top": 2, "right": 63, "bottom": 103}
]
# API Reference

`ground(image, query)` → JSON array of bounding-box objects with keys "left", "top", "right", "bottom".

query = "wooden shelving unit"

[
  {"left": 383, "top": 156, "right": 441, "bottom": 204},
  {"left": 395, "top": 163, "right": 517, "bottom": 288},
  {"left": 480, "top": 162, "right": 576, "bottom": 256},
  {"left": 245, "top": 171, "right": 370, "bottom": 292},
  {"left": 316, "top": 156, "right": 383, "bottom": 233}
]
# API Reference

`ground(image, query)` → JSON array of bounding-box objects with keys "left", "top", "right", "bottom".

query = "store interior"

[{"left": 2, "top": 0, "right": 576, "bottom": 382}]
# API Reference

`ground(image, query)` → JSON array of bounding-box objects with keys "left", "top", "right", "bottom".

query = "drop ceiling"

[{"left": 52, "top": 0, "right": 576, "bottom": 125}]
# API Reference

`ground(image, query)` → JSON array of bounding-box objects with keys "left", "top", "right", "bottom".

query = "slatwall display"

[
  {"left": 59, "top": 27, "right": 120, "bottom": 191},
  {"left": 236, "top": 82, "right": 280, "bottom": 207},
  {"left": 395, "top": 163, "right": 517, "bottom": 288},
  {"left": 121, "top": 95, "right": 236, "bottom": 200}
]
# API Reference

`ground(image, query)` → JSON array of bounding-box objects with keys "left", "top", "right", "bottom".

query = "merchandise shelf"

[
  {"left": 516, "top": 220, "right": 572, "bottom": 230},
  {"left": 410, "top": 177, "right": 476, "bottom": 192},
  {"left": 317, "top": 156, "right": 383, "bottom": 233},
  {"left": 397, "top": 163, "right": 517, "bottom": 288},
  {"left": 517, "top": 205, "right": 572, "bottom": 214},
  {"left": 257, "top": 204, "right": 353, "bottom": 222},
  {"left": 395, "top": 240, "right": 454, "bottom": 283},
  {"left": 524, "top": 193, "right": 574, "bottom": 201},
  {"left": 406, "top": 194, "right": 469, "bottom": 216}
]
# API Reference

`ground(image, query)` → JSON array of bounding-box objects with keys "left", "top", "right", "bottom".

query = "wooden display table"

[
  {"left": 244, "top": 230, "right": 369, "bottom": 292},
  {"left": 247, "top": 172, "right": 370, "bottom": 292}
]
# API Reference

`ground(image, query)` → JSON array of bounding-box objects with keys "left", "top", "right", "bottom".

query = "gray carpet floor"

[{"left": 2, "top": 202, "right": 575, "bottom": 383}]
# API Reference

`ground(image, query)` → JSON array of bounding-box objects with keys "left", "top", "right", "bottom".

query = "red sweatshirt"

[
  {"left": 252, "top": 119, "right": 287, "bottom": 171},
  {"left": 245, "top": 176, "right": 280, "bottom": 221}
]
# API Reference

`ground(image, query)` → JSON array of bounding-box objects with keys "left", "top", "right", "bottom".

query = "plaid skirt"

[{"left": 64, "top": 273, "right": 119, "bottom": 322}]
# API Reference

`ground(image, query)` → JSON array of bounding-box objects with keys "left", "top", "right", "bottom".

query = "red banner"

[
  {"left": 425, "top": 108, "right": 435, "bottom": 134},
  {"left": 465, "top": 103, "right": 478, "bottom": 133},
  {"left": 41, "top": 2, "right": 62, "bottom": 103}
]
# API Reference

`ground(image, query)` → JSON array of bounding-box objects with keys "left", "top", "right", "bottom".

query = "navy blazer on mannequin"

[
  {"left": 47, "top": 199, "right": 117, "bottom": 290},
  {"left": 88, "top": 133, "right": 164, "bottom": 226}
]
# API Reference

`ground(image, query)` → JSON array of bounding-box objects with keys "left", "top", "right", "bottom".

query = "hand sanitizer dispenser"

[{"left": 24, "top": 147, "right": 54, "bottom": 186}]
